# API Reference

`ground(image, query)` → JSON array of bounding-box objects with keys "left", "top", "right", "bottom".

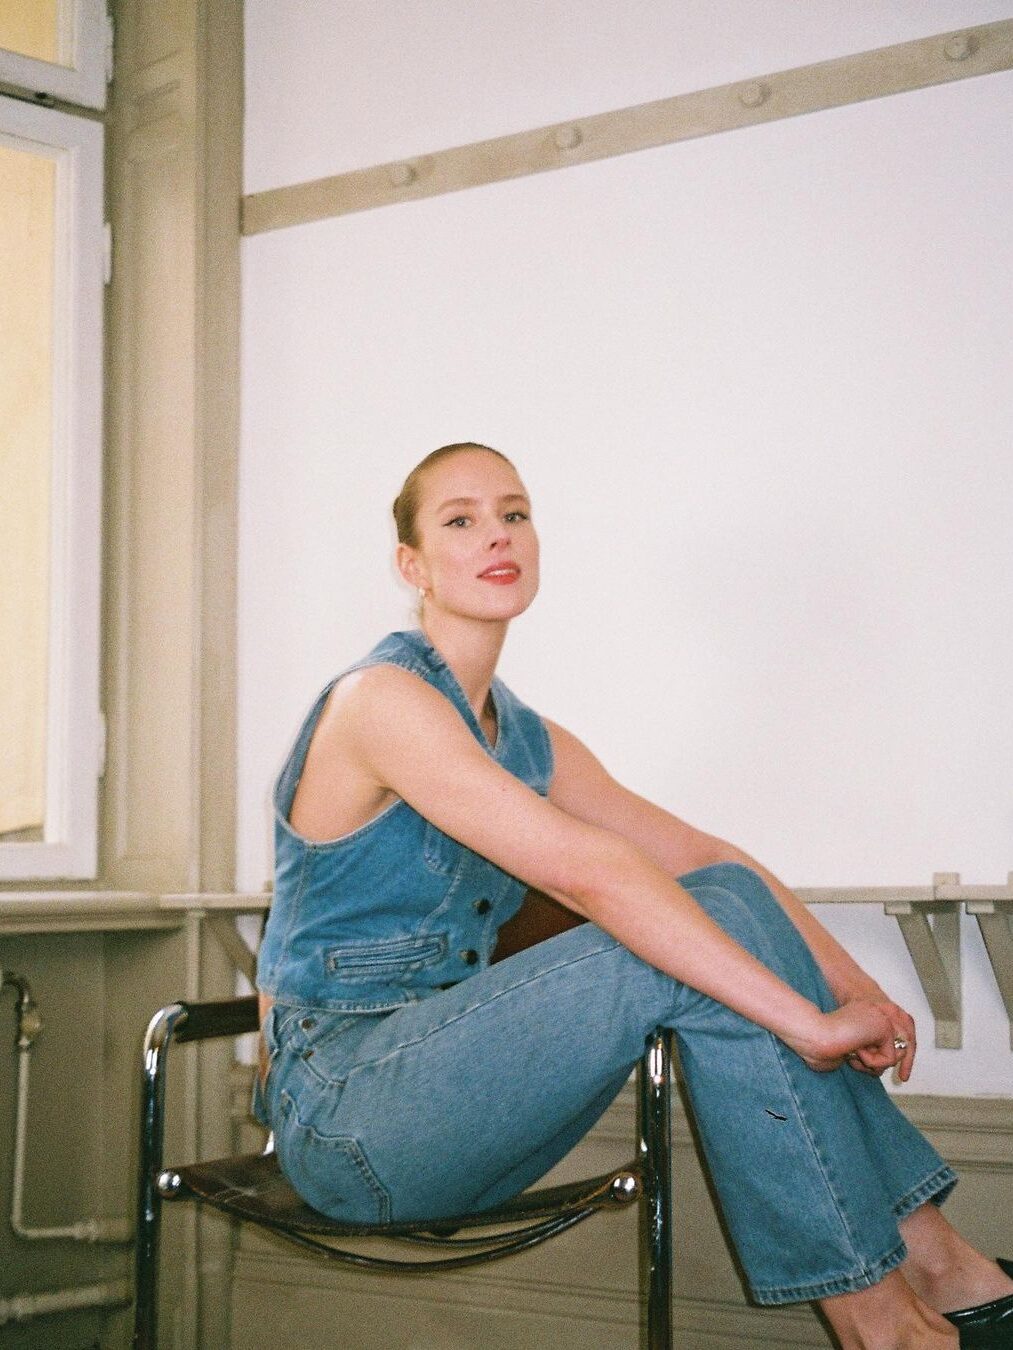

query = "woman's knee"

[
  {"left": 678, "top": 859, "right": 764, "bottom": 896},
  {"left": 681, "top": 862, "right": 831, "bottom": 1003},
  {"left": 679, "top": 862, "right": 805, "bottom": 958},
  {"left": 678, "top": 861, "right": 778, "bottom": 924}
]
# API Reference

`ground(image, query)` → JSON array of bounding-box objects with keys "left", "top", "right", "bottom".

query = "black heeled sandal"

[{"left": 943, "top": 1258, "right": 1013, "bottom": 1348}]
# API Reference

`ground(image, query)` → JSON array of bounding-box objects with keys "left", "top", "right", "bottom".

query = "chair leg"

[
  {"left": 638, "top": 1027, "right": 673, "bottom": 1350},
  {"left": 133, "top": 1003, "right": 188, "bottom": 1350}
]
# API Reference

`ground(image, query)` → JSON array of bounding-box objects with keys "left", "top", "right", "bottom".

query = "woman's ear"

[{"left": 396, "top": 542, "right": 424, "bottom": 590}]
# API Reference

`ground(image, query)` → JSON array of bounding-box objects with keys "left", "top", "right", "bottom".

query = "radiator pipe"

[
  {"left": 0, "top": 1279, "right": 131, "bottom": 1326},
  {"left": 2, "top": 970, "right": 133, "bottom": 1243}
]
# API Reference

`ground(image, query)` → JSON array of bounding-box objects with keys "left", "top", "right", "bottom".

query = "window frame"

[
  {"left": 0, "top": 0, "right": 108, "bottom": 111},
  {"left": 0, "top": 93, "right": 104, "bottom": 880}
]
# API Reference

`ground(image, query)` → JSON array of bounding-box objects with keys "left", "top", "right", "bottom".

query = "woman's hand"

[
  {"left": 842, "top": 991, "right": 917, "bottom": 1082},
  {"left": 817, "top": 964, "right": 918, "bottom": 1081},
  {"left": 782, "top": 999, "right": 916, "bottom": 1080},
  {"left": 823, "top": 966, "right": 918, "bottom": 1081}
]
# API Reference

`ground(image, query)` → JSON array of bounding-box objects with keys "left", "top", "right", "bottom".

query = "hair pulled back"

[{"left": 392, "top": 442, "right": 515, "bottom": 548}]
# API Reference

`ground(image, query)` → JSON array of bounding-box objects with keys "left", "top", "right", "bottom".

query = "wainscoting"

[{"left": 229, "top": 1071, "right": 1013, "bottom": 1349}]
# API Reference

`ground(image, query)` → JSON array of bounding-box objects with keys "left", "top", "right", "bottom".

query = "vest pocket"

[{"left": 324, "top": 933, "right": 448, "bottom": 982}]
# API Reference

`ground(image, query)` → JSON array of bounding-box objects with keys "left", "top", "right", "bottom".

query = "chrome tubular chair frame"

[{"left": 132, "top": 996, "right": 674, "bottom": 1349}]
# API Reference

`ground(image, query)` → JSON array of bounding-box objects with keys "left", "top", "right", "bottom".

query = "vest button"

[
  {"left": 473, "top": 898, "right": 491, "bottom": 914},
  {"left": 300, "top": 1017, "right": 316, "bottom": 1031},
  {"left": 460, "top": 949, "right": 479, "bottom": 965}
]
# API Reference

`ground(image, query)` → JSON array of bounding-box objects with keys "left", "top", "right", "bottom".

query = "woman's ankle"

[
  {"left": 818, "top": 1269, "right": 957, "bottom": 1349},
  {"left": 899, "top": 1203, "right": 1013, "bottom": 1312},
  {"left": 912, "top": 1253, "right": 1013, "bottom": 1315}
]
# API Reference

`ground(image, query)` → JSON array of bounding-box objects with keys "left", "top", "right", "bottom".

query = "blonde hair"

[{"left": 392, "top": 442, "right": 514, "bottom": 547}]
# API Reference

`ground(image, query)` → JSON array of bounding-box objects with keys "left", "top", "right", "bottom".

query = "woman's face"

[{"left": 398, "top": 449, "right": 540, "bottom": 624}]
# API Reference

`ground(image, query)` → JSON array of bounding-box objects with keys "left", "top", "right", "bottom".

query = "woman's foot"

[
  {"left": 941, "top": 1259, "right": 1013, "bottom": 1348},
  {"left": 819, "top": 1268, "right": 958, "bottom": 1349}
]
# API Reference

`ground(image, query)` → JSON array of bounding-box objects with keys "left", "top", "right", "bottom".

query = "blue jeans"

[{"left": 258, "top": 862, "right": 955, "bottom": 1305}]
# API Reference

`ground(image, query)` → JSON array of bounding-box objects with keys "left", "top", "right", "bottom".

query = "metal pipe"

[
  {"left": 0, "top": 1279, "right": 130, "bottom": 1327},
  {"left": 133, "top": 1002, "right": 190, "bottom": 1350},
  {"left": 1, "top": 971, "right": 42, "bottom": 1049},
  {"left": 2, "top": 970, "right": 133, "bottom": 1243},
  {"left": 11, "top": 1051, "right": 132, "bottom": 1242},
  {"left": 638, "top": 1027, "right": 673, "bottom": 1350}
]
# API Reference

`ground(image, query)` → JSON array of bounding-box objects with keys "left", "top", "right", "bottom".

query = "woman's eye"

[
  {"left": 504, "top": 511, "right": 529, "bottom": 523},
  {"left": 444, "top": 515, "right": 470, "bottom": 528}
]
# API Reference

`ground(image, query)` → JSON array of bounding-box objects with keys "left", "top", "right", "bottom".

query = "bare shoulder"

[
  {"left": 304, "top": 674, "right": 635, "bottom": 906},
  {"left": 288, "top": 664, "right": 453, "bottom": 840},
  {"left": 324, "top": 662, "right": 468, "bottom": 747},
  {"left": 312, "top": 662, "right": 486, "bottom": 790}
]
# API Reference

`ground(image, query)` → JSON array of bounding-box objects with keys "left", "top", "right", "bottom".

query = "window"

[
  {"left": 0, "top": 0, "right": 109, "bottom": 110},
  {"left": 0, "top": 91, "right": 103, "bottom": 878}
]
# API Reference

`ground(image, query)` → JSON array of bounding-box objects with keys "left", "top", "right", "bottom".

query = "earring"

[{"left": 418, "top": 588, "right": 426, "bottom": 602}]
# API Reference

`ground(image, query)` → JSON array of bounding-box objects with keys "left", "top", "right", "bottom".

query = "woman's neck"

[{"left": 419, "top": 612, "right": 507, "bottom": 721}]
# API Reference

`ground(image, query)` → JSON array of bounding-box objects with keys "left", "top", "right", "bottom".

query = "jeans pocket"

[{"left": 277, "top": 1090, "right": 391, "bottom": 1224}]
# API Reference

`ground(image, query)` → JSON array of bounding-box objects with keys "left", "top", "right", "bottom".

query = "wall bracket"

[
  {"left": 881, "top": 872, "right": 1013, "bottom": 1051},
  {"left": 884, "top": 880, "right": 962, "bottom": 1049},
  {"left": 964, "top": 872, "right": 1013, "bottom": 1051},
  {"left": 203, "top": 912, "right": 259, "bottom": 986}
]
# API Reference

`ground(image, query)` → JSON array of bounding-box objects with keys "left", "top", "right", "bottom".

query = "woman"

[{"left": 256, "top": 442, "right": 1012, "bottom": 1348}]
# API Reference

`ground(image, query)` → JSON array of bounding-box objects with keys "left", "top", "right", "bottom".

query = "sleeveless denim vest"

[{"left": 257, "top": 630, "right": 554, "bottom": 1013}]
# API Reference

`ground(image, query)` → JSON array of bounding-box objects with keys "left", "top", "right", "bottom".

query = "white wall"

[
  {"left": 244, "top": 0, "right": 1013, "bottom": 188},
  {"left": 239, "top": 2, "right": 1013, "bottom": 1095}
]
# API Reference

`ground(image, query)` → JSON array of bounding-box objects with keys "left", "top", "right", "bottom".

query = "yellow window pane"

[
  {"left": 0, "top": 140, "right": 53, "bottom": 836},
  {"left": 0, "top": 0, "right": 63, "bottom": 67}
]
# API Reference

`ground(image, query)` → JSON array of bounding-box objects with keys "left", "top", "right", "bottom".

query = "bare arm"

[
  {"left": 546, "top": 719, "right": 917, "bottom": 1079},
  {"left": 340, "top": 667, "right": 902, "bottom": 1075}
]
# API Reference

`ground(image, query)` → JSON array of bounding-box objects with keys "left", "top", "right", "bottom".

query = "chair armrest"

[
  {"left": 135, "top": 992, "right": 262, "bottom": 1345},
  {"left": 171, "top": 995, "right": 260, "bottom": 1043}
]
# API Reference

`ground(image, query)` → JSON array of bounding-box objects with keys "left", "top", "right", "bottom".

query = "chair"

[{"left": 133, "top": 996, "right": 674, "bottom": 1349}]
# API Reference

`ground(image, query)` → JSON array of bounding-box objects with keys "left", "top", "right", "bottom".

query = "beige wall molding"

[
  {"left": 103, "top": 0, "right": 241, "bottom": 896},
  {"left": 242, "top": 19, "right": 1013, "bottom": 236}
]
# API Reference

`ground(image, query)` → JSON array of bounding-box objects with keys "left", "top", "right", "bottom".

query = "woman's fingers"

[
  {"left": 790, "top": 1000, "right": 918, "bottom": 1079},
  {"left": 804, "top": 1002, "right": 889, "bottom": 1073},
  {"left": 892, "top": 1011, "right": 917, "bottom": 1082},
  {"left": 843, "top": 1004, "right": 917, "bottom": 1081},
  {"left": 873, "top": 1000, "right": 917, "bottom": 1081},
  {"left": 862, "top": 1041, "right": 896, "bottom": 1073}
]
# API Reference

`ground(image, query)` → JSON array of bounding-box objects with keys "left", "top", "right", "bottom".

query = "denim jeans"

[{"left": 258, "top": 862, "right": 955, "bottom": 1305}]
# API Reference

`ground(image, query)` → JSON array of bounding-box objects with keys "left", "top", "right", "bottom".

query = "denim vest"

[{"left": 257, "top": 630, "right": 554, "bottom": 1013}]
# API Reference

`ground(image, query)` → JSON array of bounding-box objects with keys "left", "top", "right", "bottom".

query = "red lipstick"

[{"left": 478, "top": 562, "right": 521, "bottom": 584}]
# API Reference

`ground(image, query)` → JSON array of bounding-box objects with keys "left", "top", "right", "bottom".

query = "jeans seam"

[
  {"left": 352, "top": 931, "right": 624, "bottom": 1074},
  {"left": 279, "top": 1090, "right": 392, "bottom": 1224},
  {"left": 694, "top": 878, "right": 881, "bottom": 1291},
  {"left": 767, "top": 1030, "right": 875, "bottom": 1273}
]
